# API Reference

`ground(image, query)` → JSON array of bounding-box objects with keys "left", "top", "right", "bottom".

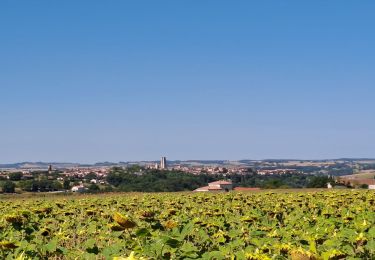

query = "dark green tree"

[
  {"left": 63, "top": 179, "right": 71, "bottom": 190},
  {"left": 1, "top": 181, "right": 16, "bottom": 193},
  {"left": 307, "top": 176, "right": 333, "bottom": 188},
  {"left": 85, "top": 172, "right": 97, "bottom": 181},
  {"left": 8, "top": 172, "right": 23, "bottom": 181},
  {"left": 88, "top": 184, "right": 100, "bottom": 193}
]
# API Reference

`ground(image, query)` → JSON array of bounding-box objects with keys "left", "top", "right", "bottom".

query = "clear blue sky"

[{"left": 1, "top": 1, "right": 374, "bottom": 163}]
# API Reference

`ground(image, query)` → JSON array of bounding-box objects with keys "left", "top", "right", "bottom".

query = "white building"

[
  {"left": 194, "top": 180, "right": 233, "bottom": 192},
  {"left": 71, "top": 185, "right": 87, "bottom": 193}
]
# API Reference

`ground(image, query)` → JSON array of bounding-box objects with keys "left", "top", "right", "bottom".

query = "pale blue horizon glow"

[{"left": 1, "top": 1, "right": 374, "bottom": 163}]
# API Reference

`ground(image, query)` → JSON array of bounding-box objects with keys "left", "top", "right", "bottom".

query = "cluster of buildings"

[
  {"left": 175, "top": 166, "right": 251, "bottom": 175},
  {"left": 146, "top": 158, "right": 299, "bottom": 176},
  {"left": 146, "top": 157, "right": 257, "bottom": 175},
  {"left": 147, "top": 157, "right": 168, "bottom": 170},
  {"left": 257, "top": 169, "right": 298, "bottom": 175},
  {"left": 60, "top": 167, "right": 110, "bottom": 178}
]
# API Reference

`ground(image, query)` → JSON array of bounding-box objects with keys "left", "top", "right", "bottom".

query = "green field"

[{"left": 0, "top": 190, "right": 374, "bottom": 259}]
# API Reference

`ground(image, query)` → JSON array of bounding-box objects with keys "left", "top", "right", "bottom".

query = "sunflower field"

[{"left": 0, "top": 190, "right": 374, "bottom": 259}]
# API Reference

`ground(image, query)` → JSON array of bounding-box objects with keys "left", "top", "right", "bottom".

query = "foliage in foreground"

[{"left": 0, "top": 190, "right": 374, "bottom": 259}]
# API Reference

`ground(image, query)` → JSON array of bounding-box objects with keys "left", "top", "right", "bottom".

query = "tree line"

[
  {"left": 1, "top": 166, "right": 336, "bottom": 193},
  {"left": 105, "top": 167, "right": 335, "bottom": 192}
]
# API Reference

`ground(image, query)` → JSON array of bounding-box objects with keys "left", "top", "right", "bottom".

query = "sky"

[{"left": 1, "top": 1, "right": 374, "bottom": 163}]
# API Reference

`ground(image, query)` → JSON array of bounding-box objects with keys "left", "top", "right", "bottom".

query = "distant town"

[{"left": 0, "top": 157, "right": 375, "bottom": 193}]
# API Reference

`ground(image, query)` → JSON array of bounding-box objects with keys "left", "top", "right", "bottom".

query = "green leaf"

[
  {"left": 135, "top": 228, "right": 151, "bottom": 238},
  {"left": 201, "top": 251, "right": 225, "bottom": 260},
  {"left": 180, "top": 242, "right": 198, "bottom": 253},
  {"left": 45, "top": 238, "right": 58, "bottom": 253},
  {"left": 368, "top": 226, "right": 375, "bottom": 238},
  {"left": 84, "top": 238, "right": 96, "bottom": 249},
  {"left": 309, "top": 239, "right": 317, "bottom": 253},
  {"left": 164, "top": 238, "right": 181, "bottom": 248},
  {"left": 365, "top": 239, "right": 375, "bottom": 252},
  {"left": 179, "top": 222, "right": 194, "bottom": 240}
]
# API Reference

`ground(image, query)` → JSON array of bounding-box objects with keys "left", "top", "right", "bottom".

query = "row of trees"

[
  {"left": 106, "top": 168, "right": 335, "bottom": 192},
  {"left": 107, "top": 168, "right": 215, "bottom": 192},
  {"left": 0, "top": 167, "right": 337, "bottom": 193},
  {"left": 0, "top": 180, "right": 63, "bottom": 193}
]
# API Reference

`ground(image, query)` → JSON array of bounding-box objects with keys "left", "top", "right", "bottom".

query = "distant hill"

[
  {"left": 0, "top": 162, "right": 80, "bottom": 169},
  {"left": 1, "top": 158, "right": 375, "bottom": 170}
]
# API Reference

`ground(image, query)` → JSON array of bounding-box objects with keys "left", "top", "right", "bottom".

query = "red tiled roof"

[
  {"left": 208, "top": 186, "right": 224, "bottom": 190},
  {"left": 194, "top": 186, "right": 209, "bottom": 191},
  {"left": 194, "top": 186, "right": 224, "bottom": 191}
]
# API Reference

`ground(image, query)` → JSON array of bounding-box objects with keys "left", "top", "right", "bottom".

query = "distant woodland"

[{"left": 105, "top": 166, "right": 334, "bottom": 192}]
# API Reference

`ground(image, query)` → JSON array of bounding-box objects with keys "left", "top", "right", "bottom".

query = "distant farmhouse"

[
  {"left": 71, "top": 185, "right": 87, "bottom": 193},
  {"left": 336, "top": 176, "right": 375, "bottom": 189},
  {"left": 194, "top": 180, "right": 261, "bottom": 192},
  {"left": 194, "top": 180, "right": 233, "bottom": 192}
]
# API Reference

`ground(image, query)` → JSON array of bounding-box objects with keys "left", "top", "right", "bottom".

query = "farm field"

[
  {"left": 343, "top": 170, "right": 375, "bottom": 179},
  {"left": 0, "top": 191, "right": 374, "bottom": 259}
]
